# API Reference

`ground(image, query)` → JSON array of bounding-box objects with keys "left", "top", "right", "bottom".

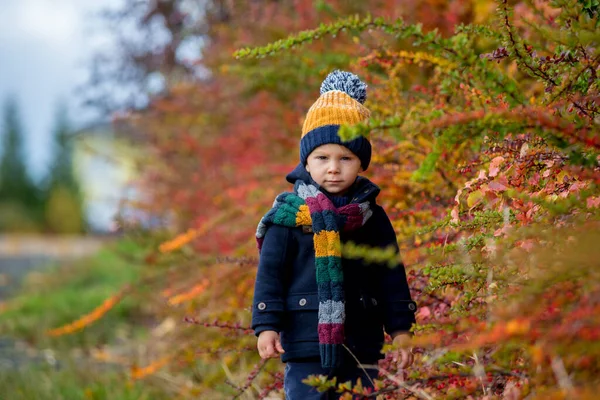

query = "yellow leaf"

[
  {"left": 467, "top": 190, "right": 484, "bottom": 208},
  {"left": 416, "top": 136, "right": 433, "bottom": 148},
  {"left": 530, "top": 344, "right": 544, "bottom": 365},
  {"left": 556, "top": 171, "right": 569, "bottom": 183}
]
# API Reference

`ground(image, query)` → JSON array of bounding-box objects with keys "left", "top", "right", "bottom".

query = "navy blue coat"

[{"left": 252, "top": 165, "right": 416, "bottom": 364}]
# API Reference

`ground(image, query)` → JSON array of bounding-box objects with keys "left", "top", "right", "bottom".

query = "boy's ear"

[{"left": 305, "top": 164, "right": 311, "bottom": 173}]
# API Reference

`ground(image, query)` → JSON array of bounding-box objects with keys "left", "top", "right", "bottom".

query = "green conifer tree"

[
  {"left": 0, "top": 97, "right": 42, "bottom": 232},
  {"left": 44, "top": 104, "right": 87, "bottom": 234}
]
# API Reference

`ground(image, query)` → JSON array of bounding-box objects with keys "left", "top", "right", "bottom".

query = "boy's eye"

[
  {"left": 341, "top": 157, "right": 352, "bottom": 161},
  {"left": 316, "top": 155, "right": 328, "bottom": 160}
]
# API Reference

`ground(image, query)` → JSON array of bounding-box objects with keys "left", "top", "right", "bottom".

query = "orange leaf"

[
  {"left": 505, "top": 318, "right": 530, "bottom": 335},
  {"left": 47, "top": 287, "right": 129, "bottom": 336},
  {"left": 488, "top": 156, "right": 505, "bottom": 177},
  {"left": 168, "top": 278, "right": 210, "bottom": 305},
  {"left": 130, "top": 356, "right": 172, "bottom": 380}
]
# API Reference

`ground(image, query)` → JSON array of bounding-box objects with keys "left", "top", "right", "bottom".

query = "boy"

[{"left": 252, "top": 70, "right": 417, "bottom": 399}]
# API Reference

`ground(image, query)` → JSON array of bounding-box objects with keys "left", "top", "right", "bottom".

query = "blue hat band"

[{"left": 300, "top": 125, "right": 371, "bottom": 171}]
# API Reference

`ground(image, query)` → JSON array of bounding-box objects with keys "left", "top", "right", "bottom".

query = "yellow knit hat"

[
  {"left": 301, "top": 90, "right": 371, "bottom": 136},
  {"left": 299, "top": 70, "right": 372, "bottom": 170}
]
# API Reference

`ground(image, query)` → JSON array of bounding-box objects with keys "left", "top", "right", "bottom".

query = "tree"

[
  {"left": 0, "top": 97, "right": 42, "bottom": 232},
  {"left": 43, "top": 104, "right": 86, "bottom": 234},
  {"left": 80, "top": 0, "right": 209, "bottom": 114}
]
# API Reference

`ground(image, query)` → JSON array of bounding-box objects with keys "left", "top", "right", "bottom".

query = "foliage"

[
  {"left": 0, "top": 362, "right": 170, "bottom": 400},
  {"left": 0, "top": 239, "right": 150, "bottom": 349},
  {"left": 43, "top": 0, "right": 600, "bottom": 398},
  {"left": 79, "top": 0, "right": 209, "bottom": 114},
  {"left": 0, "top": 97, "right": 43, "bottom": 231},
  {"left": 44, "top": 104, "right": 87, "bottom": 233},
  {"left": 0, "top": 98, "right": 87, "bottom": 233}
]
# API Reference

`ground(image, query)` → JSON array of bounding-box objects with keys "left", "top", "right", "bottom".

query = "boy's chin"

[{"left": 322, "top": 185, "right": 351, "bottom": 195}]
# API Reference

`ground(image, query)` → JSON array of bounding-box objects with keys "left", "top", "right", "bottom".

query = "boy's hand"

[
  {"left": 391, "top": 332, "right": 414, "bottom": 369},
  {"left": 257, "top": 330, "right": 285, "bottom": 359}
]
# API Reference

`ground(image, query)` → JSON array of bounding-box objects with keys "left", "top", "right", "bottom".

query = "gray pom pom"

[{"left": 320, "top": 70, "right": 367, "bottom": 104}]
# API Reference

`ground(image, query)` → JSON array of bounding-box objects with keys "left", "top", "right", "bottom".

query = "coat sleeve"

[
  {"left": 251, "top": 224, "right": 290, "bottom": 337},
  {"left": 374, "top": 207, "right": 417, "bottom": 335}
]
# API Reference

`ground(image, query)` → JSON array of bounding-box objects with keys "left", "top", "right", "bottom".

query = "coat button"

[
  {"left": 408, "top": 302, "right": 416, "bottom": 311},
  {"left": 371, "top": 298, "right": 378, "bottom": 306},
  {"left": 257, "top": 302, "right": 266, "bottom": 310},
  {"left": 299, "top": 298, "right": 307, "bottom": 306}
]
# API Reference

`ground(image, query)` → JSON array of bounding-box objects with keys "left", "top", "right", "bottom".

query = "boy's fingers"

[
  {"left": 275, "top": 340, "right": 285, "bottom": 354},
  {"left": 398, "top": 350, "right": 413, "bottom": 369},
  {"left": 397, "top": 350, "right": 407, "bottom": 369},
  {"left": 257, "top": 343, "right": 264, "bottom": 359},
  {"left": 263, "top": 343, "right": 275, "bottom": 358}
]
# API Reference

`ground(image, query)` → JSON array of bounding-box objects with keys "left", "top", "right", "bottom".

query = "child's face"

[{"left": 305, "top": 143, "right": 363, "bottom": 196}]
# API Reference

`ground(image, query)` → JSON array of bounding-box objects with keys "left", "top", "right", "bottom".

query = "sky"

[{"left": 0, "top": 0, "right": 115, "bottom": 181}]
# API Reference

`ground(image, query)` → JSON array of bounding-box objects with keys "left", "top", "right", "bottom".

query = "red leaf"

[
  {"left": 587, "top": 197, "right": 600, "bottom": 208},
  {"left": 488, "top": 181, "right": 508, "bottom": 192},
  {"left": 417, "top": 306, "right": 431, "bottom": 319}
]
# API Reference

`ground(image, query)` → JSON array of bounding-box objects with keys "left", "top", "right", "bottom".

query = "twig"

[
  {"left": 183, "top": 317, "right": 253, "bottom": 333},
  {"left": 551, "top": 356, "right": 574, "bottom": 392},
  {"left": 342, "top": 344, "right": 377, "bottom": 388},
  {"left": 472, "top": 352, "right": 488, "bottom": 396},
  {"left": 500, "top": 0, "right": 558, "bottom": 86},
  {"left": 364, "top": 370, "right": 529, "bottom": 398},
  {"left": 232, "top": 359, "right": 269, "bottom": 399},
  {"left": 372, "top": 366, "right": 435, "bottom": 399}
]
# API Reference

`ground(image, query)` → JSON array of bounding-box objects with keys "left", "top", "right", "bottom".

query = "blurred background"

[
  {"left": 0, "top": 2, "right": 114, "bottom": 283},
  {"left": 0, "top": 1, "right": 153, "bottom": 397},
  {"left": 1, "top": 1, "right": 128, "bottom": 233},
  {"left": 1, "top": 0, "right": 137, "bottom": 333}
]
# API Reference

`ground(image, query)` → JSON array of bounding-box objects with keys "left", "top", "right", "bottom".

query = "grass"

[
  {"left": 0, "top": 239, "right": 151, "bottom": 349},
  {"left": 0, "top": 362, "right": 171, "bottom": 400},
  {"left": 0, "top": 238, "right": 171, "bottom": 399}
]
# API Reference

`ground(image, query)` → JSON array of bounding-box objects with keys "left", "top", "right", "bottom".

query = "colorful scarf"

[{"left": 256, "top": 181, "right": 373, "bottom": 368}]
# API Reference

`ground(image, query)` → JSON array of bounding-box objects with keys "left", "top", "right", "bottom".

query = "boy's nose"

[{"left": 327, "top": 162, "right": 340, "bottom": 173}]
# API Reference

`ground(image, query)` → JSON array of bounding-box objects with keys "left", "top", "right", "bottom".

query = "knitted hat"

[{"left": 300, "top": 70, "right": 372, "bottom": 171}]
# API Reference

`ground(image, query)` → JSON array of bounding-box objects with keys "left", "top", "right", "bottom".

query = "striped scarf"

[{"left": 256, "top": 181, "right": 373, "bottom": 368}]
